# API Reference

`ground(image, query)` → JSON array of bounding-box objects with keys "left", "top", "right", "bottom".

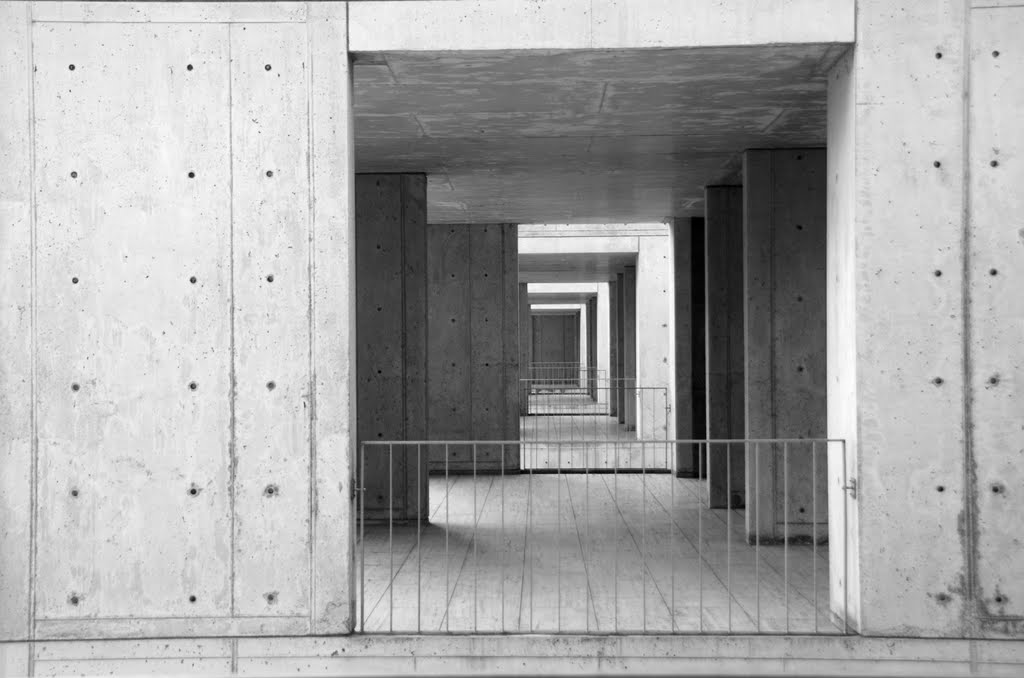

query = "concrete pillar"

[
  {"left": 826, "top": 0, "right": 1024, "bottom": 637},
  {"left": 578, "top": 303, "right": 588, "bottom": 387},
  {"left": 518, "top": 283, "right": 531, "bottom": 415},
  {"left": 672, "top": 218, "right": 697, "bottom": 475},
  {"left": 587, "top": 296, "right": 598, "bottom": 399},
  {"left": 427, "top": 224, "right": 519, "bottom": 473},
  {"left": 622, "top": 266, "right": 637, "bottom": 431},
  {"left": 608, "top": 279, "right": 619, "bottom": 417},
  {"left": 596, "top": 283, "right": 610, "bottom": 405},
  {"left": 705, "top": 186, "right": 745, "bottom": 509},
  {"left": 636, "top": 232, "right": 674, "bottom": 440},
  {"left": 355, "top": 174, "right": 429, "bottom": 522},
  {"left": 742, "top": 150, "right": 827, "bottom": 542}
]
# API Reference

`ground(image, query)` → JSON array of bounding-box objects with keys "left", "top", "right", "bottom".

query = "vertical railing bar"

[
  {"left": 727, "top": 441, "right": 732, "bottom": 633},
  {"left": 445, "top": 443, "right": 450, "bottom": 634},
  {"left": 473, "top": 443, "right": 478, "bottom": 633},
  {"left": 360, "top": 443, "right": 366, "bottom": 633},
  {"left": 388, "top": 443, "right": 394, "bottom": 633},
  {"left": 585, "top": 440, "right": 591, "bottom": 633},
  {"left": 417, "top": 443, "right": 422, "bottom": 634},
  {"left": 641, "top": 439, "right": 647, "bottom": 633},
  {"left": 614, "top": 440, "right": 619, "bottom": 634},
  {"left": 501, "top": 442, "right": 506, "bottom": 634},
  {"left": 843, "top": 440, "right": 849, "bottom": 635},
  {"left": 812, "top": 440, "right": 818, "bottom": 635},
  {"left": 784, "top": 440, "right": 790, "bottom": 635},
  {"left": 755, "top": 440, "right": 761, "bottom": 633},
  {"left": 557, "top": 439, "right": 562, "bottom": 633},
  {"left": 698, "top": 441, "right": 704, "bottom": 633},
  {"left": 530, "top": 444, "right": 534, "bottom": 632},
  {"left": 670, "top": 433, "right": 676, "bottom": 633}
]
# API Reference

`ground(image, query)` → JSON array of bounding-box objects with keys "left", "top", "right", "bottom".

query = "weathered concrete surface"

[
  {"left": 586, "top": 296, "right": 598, "bottom": 399},
  {"left": 0, "top": 2, "right": 354, "bottom": 639},
  {"left": 0, "top": 0, "right": 32, "bottom": 643},
  {"left": 705, "top": 187, "right": 746, "bottom": 508},
  {"left": 636, "top": 232, "right": 675, "bottom": 440},
  {"left": 608, "top": 279, "right": 620, "bottom": 418},
  {"left": 6, "top": 634, "right": 1024, "bottom": 677},
  {"left": 355, "top": 174, "right": 429, "bottom": 522},
  {"left": 531, "top": 312, "right": 580, "bottom": 366},
  {"left": 427, "top": 224, "right": 519, "bottom": 472},
  {"left": 826, "top": 0, "right": 996, "bottom": 638},
  {"left": 743, "top": 149, "right": 828, "bottom": 542},
  {"left": 968, "top": 5, "right": 1024, "bottom": 631},
  {"left": 350, "top": 0, "right": 854, "bottom": 51}
]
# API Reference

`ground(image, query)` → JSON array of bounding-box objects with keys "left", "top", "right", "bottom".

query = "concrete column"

[
  {"left": 355, "top": 174, "right": 429, "bottom": 522},
  {"left": 826, "top": 0, "right": 1023, "bottom": 637},
  {"left": 596, "top": 283, "right": 610, "bottom": 405},
  {"left": 427, "top": 224, "right": 519, "bottom": 473},
  {"left": 587, "top": 296, "right": 598, "bottom": 399},
  {"left": 608, "top": 279, "right": 619, "bottom": 417},
  {"left": 578, "top": 303, "right": 588, "bottom": 387},
  {"left": 622, "top": 266, "right": 637, "bottom": 431},
  {"left": 518, "top": 283, "right": 531, "bottom": 415},
  {"left": 636, "top": 232, "right": 674, "bottom": 440},
  {"left": 672, "top": 218, "right": 697, "bottom": 475},
  {"left": 705, "top": 186, "right": 745, "bottom": 509},
  {"left": 743, "top": 150, "right": 827, "bottom": 542}
]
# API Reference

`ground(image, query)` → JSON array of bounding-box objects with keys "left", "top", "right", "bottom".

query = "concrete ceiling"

[
  {"left": 353, "top": 44, "right": 846, "bottom": 224},
  {"left": 519, "top": 252, "right": 636, "bottom": 283}
]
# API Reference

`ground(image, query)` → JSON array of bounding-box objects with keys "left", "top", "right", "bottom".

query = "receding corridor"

[{"left": 357, "top": 472, "right": 837, "bottom": 635}]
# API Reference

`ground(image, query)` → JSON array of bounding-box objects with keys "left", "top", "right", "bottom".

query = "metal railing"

[
  {"left": 354, "top": 438, "right": 850, "bottom": 636},
  {"left": 527, "top": 362, "right": 603, "bottom": 389}
]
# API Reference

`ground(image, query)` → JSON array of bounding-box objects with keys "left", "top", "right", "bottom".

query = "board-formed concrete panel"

[
  {"left": 968, "top": 6, "right": 1024, "bottom": 627},
  {"left": 31, "top": 20, "right": 234, "bottom": 621}
]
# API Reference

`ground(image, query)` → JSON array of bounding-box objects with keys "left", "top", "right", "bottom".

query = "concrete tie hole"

[
  {"left": 69, "top": 594, "right": 80, "bottom": 606},
  {"left": 933, "top": 377, "right": 944, "bottom": 386},
  {"left": 188, "top": 595, "right": 197, "bottom": 603},
  {"left": 189, "top": 276, "right": 197, "bottom": 284},
  {"left": 68, "top": 64, "right": 75, "bottom": 71},
  {"left": 266, "top": 381, "right": 276, "bottom": 391},
  {"left": 188, "top": 171, "right": 195, "bottom": 178},
  {"left": 265, "top": 592, "right": 277, "bottom": 604},
  {"left": 266, "top": 274, "right": 274, "bottom": 283},
  {"left": 71, "top": 488, "right": 79, "bottom": 498},
  {"left": 989, "top": 268, "right": 998, "bottom": 276},
  {"left": 995, "top": 595, "right": 1006, "bottom": 604},
  {"left": 72, "top": 277, "right": 79, "bottom": 284},
  {"left": 991, "top": 160, "right": 999, "bottom": 167},
  {"left": 70, "top": 171, "right": 78, "bottom": 178},
  {"left": 187, "top": 64, "right": 193, "bottom": 71},
  {"left": 934, "top": 161, "right": 941, "bottom": 168},
  {"left": 934, "top": 270, "right": 942, "bottom": 277},
  {"left": 266, "top": 170, "right": 273, "bottom": 178},
  {"left": 188, "top": 486, "right": 199, "bottom": 497},
  {"left": 992, "top": 484, "right": 1004, "bottom": 494},
  {"left": 189, "top": 381, "right": 198, "bottom": 391},
  {"left": 937, "top": 485, "right": 945, "bottom": 493},
  {"left": 264, "top": 484, "right": 278, "bottom": 497},
  {"left": 993, "top": 50, "right": 1000, "bottom": 58},
  {"left": 265, "top": 64, "right": 272, "bottom": 71},
  {"left": 71, "top": 383, "right": 80, "bottom": 392},
  {"left": 935, "top": 52, "right": 943, "bottom": 59}
]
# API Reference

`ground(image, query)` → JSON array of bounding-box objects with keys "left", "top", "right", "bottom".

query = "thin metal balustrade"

[{"left": 354, "top": 438, "right": 851, "bottom": 636}]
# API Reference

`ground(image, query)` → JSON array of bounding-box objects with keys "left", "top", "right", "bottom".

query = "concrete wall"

[
  {"left": 355, "top": 174, "right": 429, "bottom": 521},
  {"left": 427, "top": 224, "right": 519, "bottom": 472},
  {"left": 743, "top": 150, "right": 828, "bottom": 541},
  {"left": 827, "top": 0, "right": 1024, "bottom": 638},
  {"left": 705, "top": 187, "right": 746, "bottom": 508},
  {"left": 518, "top": 283, "right": 531, "bottom": 414},
  {"left": 0, "top": 2, "right": 353, "bottom": 639}
]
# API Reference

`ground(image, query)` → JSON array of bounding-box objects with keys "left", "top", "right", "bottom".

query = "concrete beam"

[
  {"left": 742, "top": 149, "right": 828, "bottom": 542},
  {"left": 349, "top": 0, "right": 854, "bottom": 52}
]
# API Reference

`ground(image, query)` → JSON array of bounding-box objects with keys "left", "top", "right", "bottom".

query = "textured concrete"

[
  {"left": 608, "top": 279, "right": 620, "bottom": 418},
  {"left": 586, "top": 296, "right": 598, "bottom": 399},
  {"left": 349, "top": 0, "right": 854, "bottom": 52},
  {"left": 0, "top": 3, "right": 356, "bottom": 643},
  {"left": 355, "top": 174, "right": 429, "bottom": 522},
  {"left": 704, "top": 187, "right": 746, "bottom": 509},
  {"left": 743, "top": 150, "right": 828, "bottom": 542},
  {"left": 0, "top": 3, "right": 354, "bottom": 639},
  {"left": 596, "top": 283, "right": 611, "bottom": 405},
  {"left": 636, "top": 232, "right": 675, "bottom": 441},
  {"left": 427, "top": 224, "right": 519, "bottom": 473},
  {"left": 825, "top": 0, "right": 1024, "bottom": 639},
  {"left": 353, "top": 43, "right": 849, "bottom": 223}
]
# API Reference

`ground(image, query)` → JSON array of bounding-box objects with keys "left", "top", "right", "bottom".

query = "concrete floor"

[{"left": 357, "top": 473, "right": 838, "bottom": 635}]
